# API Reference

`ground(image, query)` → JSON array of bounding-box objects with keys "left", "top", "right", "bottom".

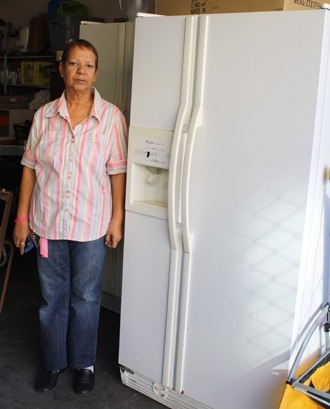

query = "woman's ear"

[
  {"left": 59, "top": 62, "right": 64, "bottom": 78},
  {"left": 93, "top": 68, "right": 98, "bottom": 82}
]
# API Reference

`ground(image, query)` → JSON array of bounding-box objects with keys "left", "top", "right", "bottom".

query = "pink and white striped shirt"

[{"left": 22, "top": 88, "right": 128, "bottom": 241}]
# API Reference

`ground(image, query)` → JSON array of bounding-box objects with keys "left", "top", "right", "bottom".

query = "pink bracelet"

[{"left": 14, "top": 217, "right": 29, "bottom": 223}]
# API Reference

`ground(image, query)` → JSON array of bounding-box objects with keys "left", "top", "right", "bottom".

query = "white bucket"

[{"left": 19, "top": 27, "right": 29, "bottom": 53}]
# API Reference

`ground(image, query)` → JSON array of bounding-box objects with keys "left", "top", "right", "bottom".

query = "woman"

[{"left": 13, "top": 39, "right": 127, "bottom": 394}]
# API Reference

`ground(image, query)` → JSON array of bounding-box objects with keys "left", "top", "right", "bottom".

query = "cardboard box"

[{"left": 156, "top": 0, "right": 322, "bottom": 16}]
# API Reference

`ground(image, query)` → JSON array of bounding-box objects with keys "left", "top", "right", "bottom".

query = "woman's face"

[{"left": 59, "top": 45, "right": 98, "bottom": 93}]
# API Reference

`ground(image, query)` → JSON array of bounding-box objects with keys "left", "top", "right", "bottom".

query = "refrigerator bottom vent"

[{"left": 120, "top": 367, "right": 211, "bottom": 409}]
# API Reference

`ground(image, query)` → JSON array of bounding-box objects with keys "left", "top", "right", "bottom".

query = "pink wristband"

[{"left": 14, "top": 217, "right": 29, "bottom": 223}]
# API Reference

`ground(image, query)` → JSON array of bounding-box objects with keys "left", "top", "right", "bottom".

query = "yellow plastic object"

[
  {"left": 20, "top": 61, "right": 51, "bottom": 87},
  {"left": 279, "top": 362, "right": 330, "bottom": 409}
]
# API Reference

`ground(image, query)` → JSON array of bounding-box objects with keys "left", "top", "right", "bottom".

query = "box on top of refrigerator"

[{"left": 155, "top": 0, "right": 321, "bottom": 15}]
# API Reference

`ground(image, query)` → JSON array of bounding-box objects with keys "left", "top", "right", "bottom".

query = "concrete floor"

[{"left": 0, "top": 248, "right": 164, "bottom": 409}]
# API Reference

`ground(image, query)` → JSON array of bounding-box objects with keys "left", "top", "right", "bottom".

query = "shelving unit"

[{"left": 0, "top": 54, "right": 55, "bottom": 94}]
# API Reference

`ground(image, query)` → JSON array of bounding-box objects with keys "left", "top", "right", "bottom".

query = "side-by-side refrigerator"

[{"left": 119, "top": 10, "right": 330, "bottom": 409}]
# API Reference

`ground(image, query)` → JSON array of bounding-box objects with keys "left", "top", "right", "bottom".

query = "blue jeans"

[{"left": 36, "top": 237, "right": 107, "bottom": 371}]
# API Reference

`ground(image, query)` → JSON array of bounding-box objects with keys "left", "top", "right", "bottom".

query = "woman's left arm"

[{"left": 105, "top": 173, "right": 126, "bottom": 249}]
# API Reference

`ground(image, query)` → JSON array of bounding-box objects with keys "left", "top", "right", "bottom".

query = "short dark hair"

[{"left": 61, "top": 38, "right": 99, "bottom": 69}]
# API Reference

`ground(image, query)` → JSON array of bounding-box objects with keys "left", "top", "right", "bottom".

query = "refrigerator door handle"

[
  {"left": 162, "top": 16, "right": 198, "bottom": 389},
  {"left": 175, "top": 15, "right": 209, "bottom": 393},
  {"left": 168, "top": 16, "right": 198, "bottom": 251},
  {"left": 182, "top": 15, "right": 208, "bottom": 255},
  {"left": 182, "top": 104, "right": 202, "bottom": 254}
]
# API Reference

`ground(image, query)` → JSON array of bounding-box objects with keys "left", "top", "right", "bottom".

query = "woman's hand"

[
  {"left": 105, "top": 218, "right": 123, "bottom": 249},
  {"left": 13, "top": 221, "right": 32, "bottom": 255},
  {"left": 106, "top": 173, "right": 126, "bottom": 249},
  {"left": 13, "top": 166, "right": 36, "bottom": 255}
]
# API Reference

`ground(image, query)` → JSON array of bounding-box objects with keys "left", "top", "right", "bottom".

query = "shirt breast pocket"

[
  {"left": 82, "top": 133, "right": 108, "bottom": 172},
  {"left": 36, "top": 131, "right": 64, "bottom": 172}
]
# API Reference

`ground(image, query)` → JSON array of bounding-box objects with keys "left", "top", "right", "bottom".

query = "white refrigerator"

[{"left": 119, "top": 10, "right": 330, "bottom": 409}]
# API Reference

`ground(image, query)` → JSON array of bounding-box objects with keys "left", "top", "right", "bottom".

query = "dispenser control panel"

[{"left": 130, "top": 126, "right": 173, "bottom": 169}]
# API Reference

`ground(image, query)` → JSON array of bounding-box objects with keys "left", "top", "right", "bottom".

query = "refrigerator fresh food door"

[{"left": 177, "top": 11, "right": 330, "bottom": 409}]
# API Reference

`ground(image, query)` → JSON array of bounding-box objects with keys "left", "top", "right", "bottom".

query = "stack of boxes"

[{"left": 155, "top": 0, "right": 321, "bottom": 15}]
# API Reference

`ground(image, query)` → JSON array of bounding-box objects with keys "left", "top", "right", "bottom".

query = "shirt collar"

[{"left": 45, "top": 87, "right": 102, "bottom": 122}]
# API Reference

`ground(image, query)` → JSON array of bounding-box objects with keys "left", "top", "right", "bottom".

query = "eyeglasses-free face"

[{"left": 59, "top": 45, "right": 98, "bottom": 93}]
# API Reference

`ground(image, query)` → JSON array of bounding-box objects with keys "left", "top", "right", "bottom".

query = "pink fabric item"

[{"left": 39, "top": 238, "right": 48, "bottom": 258}]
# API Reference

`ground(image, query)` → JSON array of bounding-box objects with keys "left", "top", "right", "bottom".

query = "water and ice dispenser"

[{"left": 125, "top": 126, "right": 173, "bottom": 219}]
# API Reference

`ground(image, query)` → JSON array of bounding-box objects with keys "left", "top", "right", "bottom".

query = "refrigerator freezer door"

[
  {"left": 129, "top": 16, "right": 188, "bottom": 129},
  {"left": 177, "top": 11, "right": 330, "bottom": 409},
  {"left": 119, "top": 16, "right": 193, "bottom": 384},
  {"left": 119, "top": 211, "right": 171, "bottom": 382}
]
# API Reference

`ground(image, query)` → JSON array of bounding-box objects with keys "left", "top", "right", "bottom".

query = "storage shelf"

[
  {"left": 0, "top": 54, "right": 55, "bottom": 60},
  {"left": 0, "top": 54, "right": 55, "bottom": 94},
  {"left": 0, "top": 144, "right": 25, "bottom": 156},
  {"left": 0, "top": 83, "right": 49, "bottom": 89}
]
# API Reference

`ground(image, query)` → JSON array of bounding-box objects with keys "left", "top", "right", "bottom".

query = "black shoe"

[
  {"left": 73, "top": 368, "right": 95, "bottom": 394},
  {"left": 35, "top": 369, "right": 61, "bottom": 393}
]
